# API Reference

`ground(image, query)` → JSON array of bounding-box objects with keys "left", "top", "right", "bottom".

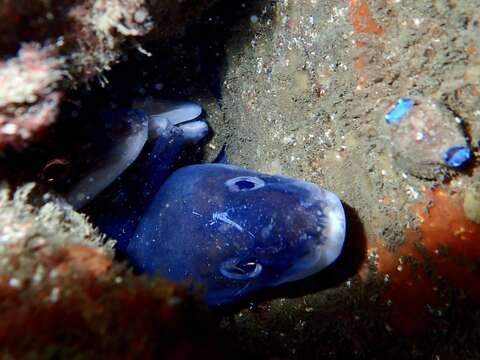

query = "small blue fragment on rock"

[
  {"left": 385, "top": 98, "right": 414, "bottom": 124},
  {"left": 382, "top": 95, "right": 473, "bottom": 179},
  {"left": 442, "top": 146, "right": 472, "bottom": 168}
]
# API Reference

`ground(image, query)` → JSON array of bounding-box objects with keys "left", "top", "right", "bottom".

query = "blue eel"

[{"left": 68, "top": 101, "right": 347, "bottom": 306}]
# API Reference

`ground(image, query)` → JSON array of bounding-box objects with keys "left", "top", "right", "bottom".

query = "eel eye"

[
  {"left": 225, "top": 176, "right": 265, "bottom": 192},
  {"left": 219, "top": 257, "right": 263, "bottom": 280}
]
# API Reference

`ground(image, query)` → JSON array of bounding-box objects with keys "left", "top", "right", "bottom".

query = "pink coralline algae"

[
  {"left": 0, "top": 44, "right": 64, "bottom": 152},
  {"left": 66, "top": 0, "right": 153, "bottom": 79},
  {"left": 0, "top": 0, "right": 153, "bottom": 153}
]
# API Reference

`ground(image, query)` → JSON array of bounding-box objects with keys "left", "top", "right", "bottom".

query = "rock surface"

[{"left": 0, "top": 182, "right": 225, "bottom": 358}]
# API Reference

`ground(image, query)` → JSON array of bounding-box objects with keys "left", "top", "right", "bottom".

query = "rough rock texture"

[
  {"left": 383, "top": 96, "right": 471, "bottom": 179},
  {"left": 0, "top": 44, "right": 64, "bottom": 151},
  {"left": 0, "top": 0, "right": 219, "bottom": 152},
  {"left": 199, "top": 0, "right": 480, "bottom": 358},
  {"left": 0, "top": 0, "right": 152, "bottom": 152},
  {"left": 0, "top": 183, "right": 224, "bottom": 358}
]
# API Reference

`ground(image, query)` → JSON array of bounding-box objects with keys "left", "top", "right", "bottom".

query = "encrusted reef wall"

[
  {"left": 214, "top": 0, "right": 480, "bottom": 358},
  {"left": 0, "top": 183, "right": 224, "bottom": 358},
  {"left": 0, "top": 0, "right": 217, "bottom": 152},
  {"left": 0, "top": 1, "right": 225, "bottom": 358}
]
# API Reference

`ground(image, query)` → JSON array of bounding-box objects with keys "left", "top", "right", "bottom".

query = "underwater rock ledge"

[
  {"left": 0, "top": 182, "right": 227, "bottom": 358},
  {"left": 0, "top": 0, "right": 219, "bottom": 152}
]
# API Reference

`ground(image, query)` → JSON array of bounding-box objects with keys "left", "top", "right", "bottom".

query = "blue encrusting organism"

[
  {"left": 68, "top": 101, "right": 346, "bottom": 306},
  {"left": 441, "top": 145, "right": 472, "bottom": 168},
  {"left": 384, "top": 98, "right": 413, "bottom": 124},
  {"left": 383, "top": 96, "right": 473, "bottom": 178}
]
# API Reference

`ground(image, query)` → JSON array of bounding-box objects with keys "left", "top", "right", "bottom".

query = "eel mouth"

[
  {"left": 66, "top": 100, "right": 208, "bottom": 209},
  {"left": 136, "top": 99, "right": 202, "bottom": 125},
  {"left": 274, "top": 181, "right": 347, "bottom": 285},
  {"left": 145, "top": 100, "right": 209, "bottom": 143}
]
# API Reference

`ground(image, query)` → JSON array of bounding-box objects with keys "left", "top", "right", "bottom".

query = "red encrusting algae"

[
  {"left": 0, "top": 275, "right": 223, "bottom": 358},
  {"left": 348, "top": 0, "right": 384, "bottom": 35},
  {"left": 377, "top": 188, "right": 480, "bottom": 335},
  {"left": 348, "top": 0, "right": 384, "bottom": 91},
  {"left": 0, "top": 183, "right": 225, "bottom": 358},
  {"left": 417, "top": 189, "right": 480, "bottom": 298}
]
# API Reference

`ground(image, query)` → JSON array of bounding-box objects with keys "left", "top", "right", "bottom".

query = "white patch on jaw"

[{"left": 317, "top": 189, "right": 346, "bottom": 265}]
